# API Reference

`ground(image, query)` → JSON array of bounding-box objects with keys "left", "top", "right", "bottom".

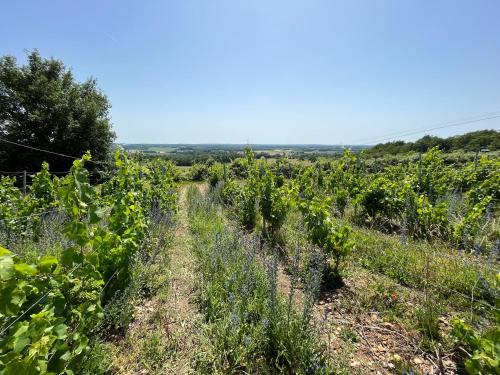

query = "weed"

[
  {"left": 339, "top": 326, "right": 358, "bottom": 343},
  {"left": 79, "top": 341, "right": 115, "bottom": 375}
]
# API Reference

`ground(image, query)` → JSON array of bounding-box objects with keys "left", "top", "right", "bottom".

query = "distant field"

[
  {"left": 118, "top": 143, "right": 369, "bottom": 155},
  {"left": 148, "top": 146, "right": 176, "bottom": 153}
]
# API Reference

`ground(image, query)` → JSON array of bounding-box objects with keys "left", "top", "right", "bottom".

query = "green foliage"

[
  {"left": 465, "top": 157, "right": 500, "bottom": 207},
  {"left": 207, "top": 162, "right": 225, "bottom": 188},
  {"left": 299, "top": 196, "right": 355, "bottom": 278},
  {"left": 259, "top": 171, "right": 290, "bottom": 239},
  {"left": 0, "top": 154, "right": 104, "bottom": 373},
  {"left": 411, "top": 194, "right": 449, "bottom": 240},
  {"left": 327, "top": 149, "right": 364, "bottom": 203},
  {"left": 220, "top": 148, "right": 261, "bottom": 230},
  {"left": 415, "top": 299, "right": 442, "bottom": 343},
  {"left": 353, "top": 228, "right": 497, "bottom": 304},
  {"left": 296, "top": 166, "right": 321, "bottom": 201},
  {"left": 451, "top": 273, "right": 500, "bottom": 374},
  {"left": 230, "top": 157, "right": 251, "bottom": 179},
  {"left": 146, "top": 158, "right": 177, "bottom": 213},
  {"left": 239, "top": 180, "right": 259, "bottom": 230},
  {"left": 453, "top": 196, "right": 492, "bottom": 249},
  {"left": 188, "top": 163, "right": 208, "bottom": 181},
  {"left": 187, "top": 188, "right": 332, "bottom": 374},
  {"left": 358, "top": 176, "right": 396, "bottom": 220},
  {"left": 0, "top": 150, "right": 178, "bottom": 374},
  {"left": 0, "top": 177, "right": 24, "bottom": 236},
  {"left": 78, "top": 341, "right": 114, "bottom": 375},
  {"left": 30, "top": 162, "right": 57, "bottom": 209},
  {"left": 0, "top": 50, "right": 115, "bottom": 174},
  {"left": 417, "top": 147, "right": 453, "bottom": 199},
  {"left": 451, "top": 317, "right": 499, "bottom": 374},
  {"left": 367, "top": 130, "right": 500, "bottom": 155}
]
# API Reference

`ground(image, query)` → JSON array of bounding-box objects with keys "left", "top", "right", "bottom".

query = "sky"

[{"left": 1, "top": 0, "right": 500, "bottom": 144}]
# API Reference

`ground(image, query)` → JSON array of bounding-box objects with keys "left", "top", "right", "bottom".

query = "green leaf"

[
  {"left": 14, "top": 263, "right": 38, "bottom": 276},
  {"left": 0, "top": 253, "right": 15, "bottom": 281},
  {"left": 60, "top": 247, "right": 80, "bottom": 267},
  {"left": 13, "top": 332, "right": 30, "bottom": 353},
  {"left": 0, "top": 245, "right": 12, "bottom": 256},
  {"left": 38, "top": 256, "right": 58, "bottom": 273},
  {"left": 88, "top": 206, "right": 104, "bottom": 224},
  {"left": 52, "top": 323, "right": 67, "bottom": 339},
  {"left": 0, "top": 280, "right": 27, "bottom": 315},
  {"left": 73, "top": 335, "right": 89, "bottom": 355}
]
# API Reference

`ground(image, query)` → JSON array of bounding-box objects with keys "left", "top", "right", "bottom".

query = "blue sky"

[{"left": 2, "top": 0, "right": 500, "bottom": 144}]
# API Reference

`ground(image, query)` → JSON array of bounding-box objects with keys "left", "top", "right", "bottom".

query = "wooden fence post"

[{"left": 23, "top": 170, "right": 27, "bottom": 195}]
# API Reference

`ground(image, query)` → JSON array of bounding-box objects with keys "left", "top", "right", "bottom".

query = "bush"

[
  {"left": 451, "top": 316, "right": 499, "bottom": 374},
  {"left": 299, "top": 196, "right": 355, "bottom": 279},
  {"left": 259, "top": 171, "right": 290, "bottom": 240},
  {"left": 208, "top": 162, "right": 225, "bottom": 187},
  {"left": 189, "top": 163, "right": 208, "bottom": 181}
]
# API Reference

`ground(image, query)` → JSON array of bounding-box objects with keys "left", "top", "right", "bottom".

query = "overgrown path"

[
  {"left": 161, "top": 184, "right": 200, "bottom": 373},
  {"left": 113, "top": 184, "right": 200, "bottom": 374}
]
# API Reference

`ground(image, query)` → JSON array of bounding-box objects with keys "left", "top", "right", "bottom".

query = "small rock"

[
  {"left": 391, "top": 354, "right": 402, "bottom": 363},
  {"left": 443, "top": 359, "right": 454, "bottom": 367},
  {"left": 438, "top": 317, "right": 450, "bottom": 326},
  {"left": 413, "top": 357, "right": 423, "bottom": 365},
  {"left": 350, "top": 360, "right": 361, "bottom": 367}
]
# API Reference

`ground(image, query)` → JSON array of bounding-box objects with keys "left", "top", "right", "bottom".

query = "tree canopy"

[
  {"left": 367, "top": 129, "right": 500, "bottom": 156},
  {"left": 0, "top": 50, "right": 115, "bottom": 174}
]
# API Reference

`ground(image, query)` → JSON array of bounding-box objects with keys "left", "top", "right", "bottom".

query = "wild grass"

[
  {"left": 281, "top": 204, "right": 498, "bottom": 366},
  {"left": 284, "top": 206, "right": 498, "bottom": 312},
  {"left": 349, "top": 225, "right": 498, "bottom": 309},
  {"left": 80, "top": 207, "right": 176, "bottom": 373},
  {"left": 187, "top": 186, "right": 333, "bottom": 374}
]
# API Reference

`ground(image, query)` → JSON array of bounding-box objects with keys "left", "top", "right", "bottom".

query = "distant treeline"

[
  {"left": 142, "top": 151, "right": 241, "bottom": 166},
  {"left": 366, "top": 130, "right": 500, "bottom": 155}
]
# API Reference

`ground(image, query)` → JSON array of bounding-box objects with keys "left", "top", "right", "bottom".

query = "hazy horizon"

[{"left": 116, "top": 127, "right": 499, "bottom": 146}]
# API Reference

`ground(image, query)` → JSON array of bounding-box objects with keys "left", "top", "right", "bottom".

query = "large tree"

[{"left": 0, "top": 50, "right": 115, "bottom": 174}]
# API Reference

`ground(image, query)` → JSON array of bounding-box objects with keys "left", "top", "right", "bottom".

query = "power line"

[
  {"left": 354, "top": 112, "right": 500, "bottom": 145},
  {"left": 355, "top": 111, "right": 500, "bottom": 144},
  {"left": 0, "top": 137, "right": 107, "bottom": 165},
  {"left": 0, "top": 292, "right": 51, "bottom": 337},
  {"left": 0, "top": 171, "right": 23, "bottom": 175},
  {"left": 0, "top": 137, "right": 78, "bottom": 160},
  {"left": 0, "top": 170, "right": 71, "bottom": 175}
]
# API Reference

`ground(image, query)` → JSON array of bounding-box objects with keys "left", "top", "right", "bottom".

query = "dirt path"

[
  {"left": 160, "top": 184, "right": 200, "bottom": 373},
  {"left": 113, "top": 185, "right": 201, "bottom": 374}
]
